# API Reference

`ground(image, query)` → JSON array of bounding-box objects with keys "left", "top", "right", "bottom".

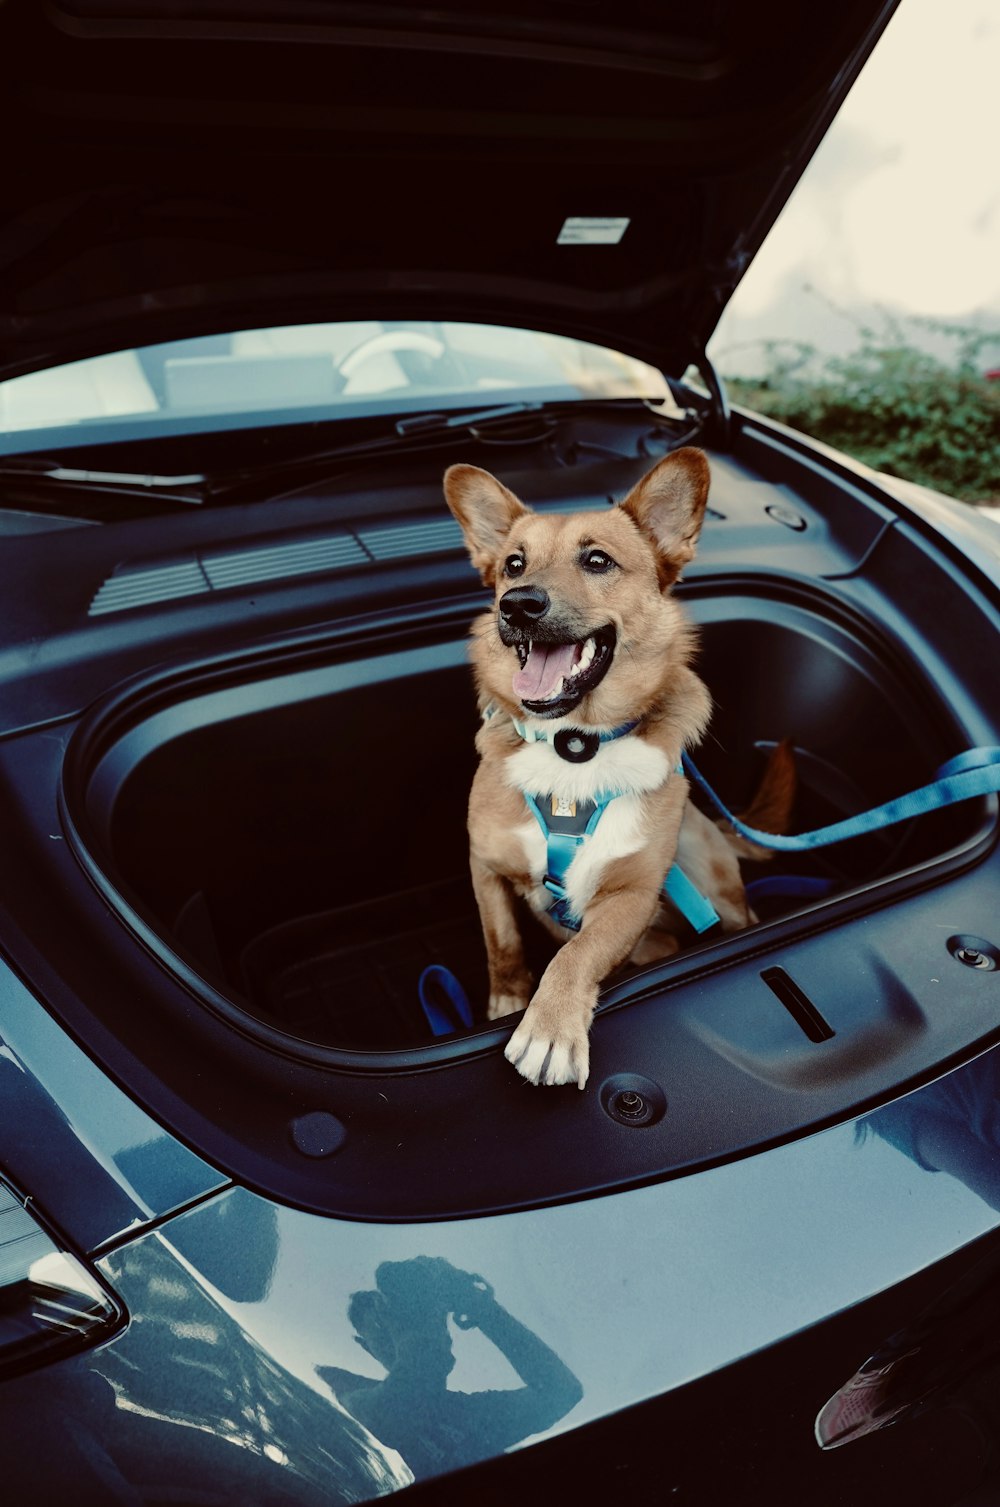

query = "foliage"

[{"left": 724, "top": 318, "right": 1000, "bottom": 502}]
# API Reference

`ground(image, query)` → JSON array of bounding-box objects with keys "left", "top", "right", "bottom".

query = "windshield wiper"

[
  {"left": 0, "top": 456, "right": 208, "bottom": 507},
  {"left": 201, "top": 400, "right": 571, "bottom": 502},
  {"left": 202, "top": 397, "right": 694, "bottom": 503},
  {"left": 392, "top": 400, "right": 543, "bottom": 436},
  {"left": 0, "top": 405, "right": 549, "bottom": 510},
  {"left": 0, "top": 396, "right": 698, "bottom": 512}
]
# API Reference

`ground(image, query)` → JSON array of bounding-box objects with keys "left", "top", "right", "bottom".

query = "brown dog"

[{"left": 444, "top": 448, "right": 792, "bottom": 1089}]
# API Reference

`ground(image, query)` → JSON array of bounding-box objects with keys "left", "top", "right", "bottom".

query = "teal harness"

[
  {"left": 503, "top": 713, "right": 721, "bottom": 936},
  {"left": 524, "top": 786, "right": 721, "bottom": 934}
]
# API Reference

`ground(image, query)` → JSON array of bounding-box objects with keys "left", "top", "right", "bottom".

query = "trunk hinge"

[{"left": 694, "top": 349, "right": 732, "bottom": 449}]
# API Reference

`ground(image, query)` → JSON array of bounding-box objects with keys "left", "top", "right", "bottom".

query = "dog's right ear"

[{"left": 443, "top": 465, "right": 529, "bottom": 586}]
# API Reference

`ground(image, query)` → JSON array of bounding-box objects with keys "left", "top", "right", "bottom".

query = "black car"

[{"left": 1, "top": 3, "right": 1000, "bottom": 1504}]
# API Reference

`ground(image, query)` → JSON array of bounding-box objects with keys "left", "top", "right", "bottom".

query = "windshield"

[{"left": 0, "top": 321, "right": 669, "bottom": 455}]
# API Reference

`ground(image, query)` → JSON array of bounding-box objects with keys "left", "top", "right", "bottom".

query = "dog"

[{"left": 444, "top": 447, "right": 793, "bottom": 1089}]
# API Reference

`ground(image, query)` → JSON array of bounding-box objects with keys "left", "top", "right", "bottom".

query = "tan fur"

[{"left": 444, "top": 448, "right": 790, "bottom": 1089}]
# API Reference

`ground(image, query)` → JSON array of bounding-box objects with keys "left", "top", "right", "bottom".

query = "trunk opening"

[{"left": 72, "top": 588, "right": 983, "bottom": 1056}]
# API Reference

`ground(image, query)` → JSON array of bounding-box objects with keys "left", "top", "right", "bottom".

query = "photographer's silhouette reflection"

[{"left": 318, "top": 1256, "right": 582, "bottom": 1480}]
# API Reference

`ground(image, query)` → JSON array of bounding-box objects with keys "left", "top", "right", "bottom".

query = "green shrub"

[{"left": 725, "top": 319, "right": 1000, "bottom": 502}]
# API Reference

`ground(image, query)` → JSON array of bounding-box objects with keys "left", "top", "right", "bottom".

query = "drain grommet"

[
  {"left": 947, "top": 935, "right": 999, "bottom": 972},
  {"left": 600, "top": 1074, "right": 666, "bottom": 1128}
]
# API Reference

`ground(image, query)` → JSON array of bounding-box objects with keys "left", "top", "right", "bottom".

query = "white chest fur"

[
  {"left": 504, "top": 732, "right": 670, "bottom": 804},
  {"left": 505, "top": 734, "right": 670, "bottom": 924}
]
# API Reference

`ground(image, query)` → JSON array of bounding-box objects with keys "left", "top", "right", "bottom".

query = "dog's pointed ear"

[
  {"left": 444, "top": 464, "right": 529, "bottom": 586},
  {"left": 619, "top": 447, "right": 710, "bottom": 586}
]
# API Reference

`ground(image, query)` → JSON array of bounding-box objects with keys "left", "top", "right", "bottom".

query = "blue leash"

[
  {"left": 417, "top": 745, "right": 998, "bottom": 1031},
  {"left": 682, "top": 746, "right": 1000, "bottom": 853}
]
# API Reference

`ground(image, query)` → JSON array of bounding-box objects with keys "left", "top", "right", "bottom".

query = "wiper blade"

[
  {"left": 203, "top": 401, "right": 560, "bottom": 501},
  {"left": 202, "top": 397, "right": 678, "bottom": 503},
  {"left": 0, "top": 396, "right": 696, "bottom": 513},
  {"left": 393, "top": 401, "right": 543, "bottom": 436},
  {"left": 0, "top": 405, "right": 550, "bottom": 511},
  {"left": 0, "top": 456, "right": 207, "bottom": 506}
]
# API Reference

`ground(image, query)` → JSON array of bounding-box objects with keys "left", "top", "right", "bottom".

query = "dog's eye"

[
  {"left": 581, "top": 549, "right": 615, "bottom": 573},
  {"left": 504, "top": 553, "right": 526, "bottom": 577}
]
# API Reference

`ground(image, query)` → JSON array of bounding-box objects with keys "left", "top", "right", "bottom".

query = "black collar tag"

[{"left": 553, "top": 728, "right": 600, "bottom": 763}]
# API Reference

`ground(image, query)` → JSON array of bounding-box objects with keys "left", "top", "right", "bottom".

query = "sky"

[{"left": 710, "top": 0, "right": 1000, "bottom": 374}]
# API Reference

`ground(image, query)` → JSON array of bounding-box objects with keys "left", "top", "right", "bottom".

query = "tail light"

[{"left": 0, "top": 1177, "right": 123, "bottom": 1378}]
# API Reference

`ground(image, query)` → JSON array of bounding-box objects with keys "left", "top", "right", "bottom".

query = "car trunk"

[
  {"left": 75, "top": 587, "right": 980, "bottom": 1055},
  {"left": 0, "top": 423, "right": 981, "bottom": 1218}
]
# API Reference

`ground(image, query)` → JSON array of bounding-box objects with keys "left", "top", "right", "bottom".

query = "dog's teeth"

[{"left": 568, "top": 637, "right": 596, "bottom": 679}]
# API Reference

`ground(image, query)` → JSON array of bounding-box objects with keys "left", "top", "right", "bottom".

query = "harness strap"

[
  {"left": 503, "top": 707, "right": 720, "bottom": 933},
  {"left": 525, "top": 787, "right": 720, "bottom": 935},
  {"left": 524, "top": 791, "right": 611, "bottom": 930},
  {"left": 682, "top": 746, "right": 1000, "bottom": 852}
]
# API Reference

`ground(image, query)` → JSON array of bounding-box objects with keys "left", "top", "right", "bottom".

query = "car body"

[{"left": 1, "top": 2, "right": 1000, "bottom": 1503}]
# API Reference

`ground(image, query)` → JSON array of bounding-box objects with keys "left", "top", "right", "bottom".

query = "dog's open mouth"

[{"left": 512, "top": 625, "right": 616, "bottom": 716}]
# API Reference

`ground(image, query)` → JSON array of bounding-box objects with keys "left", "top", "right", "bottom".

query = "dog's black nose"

[{"left": 499, "top": 585, "right": 550, "bottom": 628}]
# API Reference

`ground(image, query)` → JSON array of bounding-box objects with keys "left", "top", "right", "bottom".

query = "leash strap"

[
  {"left": 681, "top": 746, "right": 1000, "bottom": 853},
  {"left": 663, "top": 864, "right": 722, "bottom": 934}
]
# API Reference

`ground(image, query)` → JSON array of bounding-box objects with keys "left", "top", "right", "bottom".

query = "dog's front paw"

[
  {"left": 488, "top": 991, "right": 530, "bottom": 1020},
  {"left": 504, "top": 997, "right": 592, "bottom": 1090}
]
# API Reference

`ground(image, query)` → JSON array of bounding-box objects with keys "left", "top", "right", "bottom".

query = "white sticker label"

[{"left": 557, "top": 216, "right": 630, "bottom": 246}]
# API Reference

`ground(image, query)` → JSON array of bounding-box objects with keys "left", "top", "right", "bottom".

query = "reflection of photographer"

[{"left": 318, "top": 1257, "right": 582, "bottom": 1481}]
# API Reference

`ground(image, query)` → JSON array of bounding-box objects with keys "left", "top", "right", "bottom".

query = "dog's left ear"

[
  {"left": 443, "top": 464, "right": 529, "bottom": 586},
  {"left": 619, "top": 447, "right": 710, "bottom": 586}
]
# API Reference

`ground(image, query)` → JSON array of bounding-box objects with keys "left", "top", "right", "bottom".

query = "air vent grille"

[
  {"left": 88, "top": 517, "right": 462, "bottom": 616},
  {"left": 358, "top": 518, "right": 464, "bottom": 560},
  {"left": 89, "top": 560, "right": 211, "bottom": 616},
  {"left": 202, "top": 532, "right": 366, "bottom": 589},
  {"left": 86, "top": 499, "right": 610, "bottom": 617}
]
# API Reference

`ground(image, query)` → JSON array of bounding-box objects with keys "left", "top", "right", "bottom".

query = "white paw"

[{"left": 504, "top": 1012, "right": 590, "bottom": 1089}]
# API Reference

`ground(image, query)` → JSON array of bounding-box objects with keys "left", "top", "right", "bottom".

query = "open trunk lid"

[{"left": 1, "top": 0, "right": 899, "bottom": 380}]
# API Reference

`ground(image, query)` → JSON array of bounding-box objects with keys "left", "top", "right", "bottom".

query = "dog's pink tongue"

[{"left": 513, "top": 642, "right": 578, "bottom": 701}]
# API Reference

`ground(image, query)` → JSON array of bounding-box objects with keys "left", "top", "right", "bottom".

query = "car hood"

[{"left": 0, "top": 0, "right": 898, "bottom": 383}]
